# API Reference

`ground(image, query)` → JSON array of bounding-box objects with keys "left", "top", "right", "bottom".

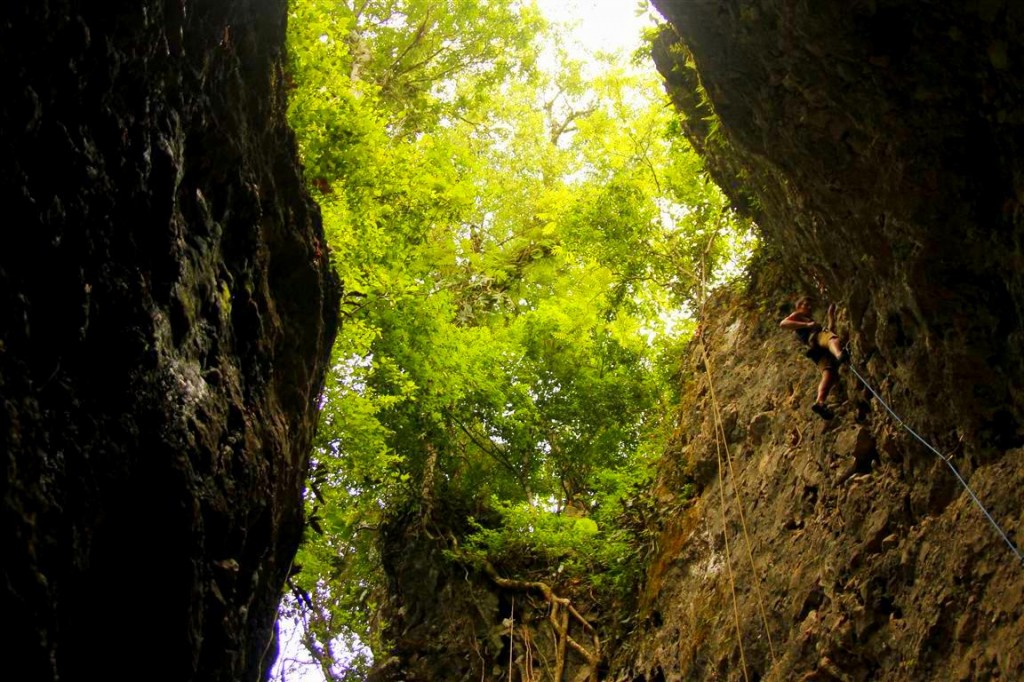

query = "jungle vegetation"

[{"left": 279, "top": 0, "right": 755, "bottom": 677}]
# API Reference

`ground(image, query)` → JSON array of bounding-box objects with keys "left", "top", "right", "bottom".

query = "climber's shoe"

[{"left": 811, "top": 402, "right": 834, "bottom": 420}]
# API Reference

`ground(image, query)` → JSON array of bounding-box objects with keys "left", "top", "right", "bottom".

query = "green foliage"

[
  {"left": 455, "top": 451, "right": 665, "bottom": 615},
  {"left": 459, "top": 495, "right": 637, "bottom": 603},
  {"left": 281, "top": 0, "right": 758, "bottom": 676}
]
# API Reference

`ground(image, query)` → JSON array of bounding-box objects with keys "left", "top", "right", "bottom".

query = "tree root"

[{"left": 481, "top": 560, "right": 601, "bottom": 682}]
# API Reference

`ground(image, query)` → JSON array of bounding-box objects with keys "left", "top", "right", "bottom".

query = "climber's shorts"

[{"left": 808, "top": 331, "right": 840, "bottom": 371}]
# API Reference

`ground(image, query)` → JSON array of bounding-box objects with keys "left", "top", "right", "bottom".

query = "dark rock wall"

[
  {"left": 0, "top": 2, "right": 339, "bottom": 680},
  {"left": 614, "top": 1, "right": 1024, "bottom": 680},
  {"left": 614, "top": 283, "right": 1024, "bottom": 681},
  {"left": 369, "top": 513, "right": 503, "bottom": 682},
  {"left": 651, "top": 0, "right": 1024, "bottom": 451}
]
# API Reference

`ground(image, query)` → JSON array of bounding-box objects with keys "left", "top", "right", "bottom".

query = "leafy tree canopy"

[{"left": 277, "top": 0, "right": 755, "bottom": 678}]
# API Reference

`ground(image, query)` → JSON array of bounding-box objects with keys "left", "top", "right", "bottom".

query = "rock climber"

[{"left": 780, "top": 295, "right": 848, "bottom": 419}]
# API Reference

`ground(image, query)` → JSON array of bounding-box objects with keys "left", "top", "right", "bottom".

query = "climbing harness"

[
  {"left": 846, "top": 363, "right": 1024, "bottom": 567},
  {"left": 700, "top": 338, "right": 778, "bottom": 678}
]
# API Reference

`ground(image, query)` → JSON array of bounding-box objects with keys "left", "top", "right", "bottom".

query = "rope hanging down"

[
  {"left": 703, "top": 340, "right": 750, "bottom": 682},
  {"left": 700, "top": 338, "right": 782, "bottom": 678},
  {"left": 701, "top": 341, "right": 778, "bottom": 665},
  {"left": 847, "top": 363, "right": 1024, "bottom": 566}
]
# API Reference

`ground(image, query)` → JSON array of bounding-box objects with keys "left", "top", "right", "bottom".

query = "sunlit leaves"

[{"left": 283, "top": 0, "right": 757, "bottom": 675}]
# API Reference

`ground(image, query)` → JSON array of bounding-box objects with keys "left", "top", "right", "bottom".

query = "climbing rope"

[
  {"left": 699, "top": 339, "right": 783, "bottom": 679},
  {"left": 692, "top": 271, "right": 775, "bottom": 674},
  {"left": 701, "top": 342, "right": 778, "bottom": 665},
  {"left": 846, "top": 363, "right": 1024, "bottom": 566},
  {"left": 707, "top": 371, "right": 751, "bottom": 682}
]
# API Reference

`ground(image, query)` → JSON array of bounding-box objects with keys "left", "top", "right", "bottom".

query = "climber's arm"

[{"left": 780, "top": 312, "right": 819, "bottom": 331}]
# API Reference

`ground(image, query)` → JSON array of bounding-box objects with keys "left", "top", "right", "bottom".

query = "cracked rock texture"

[
  {"left": 614, "top": 1, "right": 1024, "bottom": 680},
  {"left": 0, "top": 2, "right": 339, "bottom": 680},
  {"left": 614, "top": 280, "right": 1023, "bottom": 681}
]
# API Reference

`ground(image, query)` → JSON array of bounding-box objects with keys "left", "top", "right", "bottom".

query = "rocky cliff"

[
  {"left": 0, "top": 2, "right": 339, "bottom": 680},
  {"left": 650, "top": 0, "right": 1024, "bottom": 451},
  {"left": 616, "top": 1, "right": 1024, "bottom": 680},
  {"left": 615, "top": 269, "right": 1023, "bottom": 681}
]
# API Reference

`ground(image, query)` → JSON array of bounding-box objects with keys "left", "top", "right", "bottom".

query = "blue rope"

[{"left": 846, "top": 363, "right": 1024, "bottom": 566}]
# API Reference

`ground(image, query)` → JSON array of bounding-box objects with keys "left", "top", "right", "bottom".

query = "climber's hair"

[{"left": 795, "top": 295, "right": 813, "bottom": 308}]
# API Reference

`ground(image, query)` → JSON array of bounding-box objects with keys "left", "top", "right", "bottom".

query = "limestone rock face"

[
  {"left": 614, "top": 2, "right": 1024, "bottom": 680},
  {"left": 614, "top": 286, "right": 1023, "bottom": 681},
  {"left": 651, "top": 0, "right": 1024, "bottom": 450},
  {"left": 0, "top": 2, "right": 339, "bottom": 680}
]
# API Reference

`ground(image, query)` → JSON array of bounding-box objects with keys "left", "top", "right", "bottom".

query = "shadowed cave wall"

[
  {"left": 0, "top": 2, "right": 339, "bottom": 680},
  {"left": 5, "top": 0, "right": 1023, "bottom": 680},
  {"left": 609, "top": 1, "right": 1024, "bottom": 680},
  {"left": 651, "top": 0, "right": 1024, "bottom": 451}
]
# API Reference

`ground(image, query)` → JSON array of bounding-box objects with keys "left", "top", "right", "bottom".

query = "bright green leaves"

[
  {"left": 283, "top": 0, "right": 757, "bottom": 674},
  {"left": 324, "top": 0, "right": 546, "bottom": 135}
]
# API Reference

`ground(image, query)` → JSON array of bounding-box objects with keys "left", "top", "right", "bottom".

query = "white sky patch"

[
  {"left": 271, "top": 606, "right": 373, "bottom": 682},
  {"left": 534, "top": 0, "right": 660, "bottom": 61},
  {"left": 271, "top": 613, "right": 327, "bottom": 682},
  {"left": 531, "top": 0, "right": 664, "bottom": 162}
]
